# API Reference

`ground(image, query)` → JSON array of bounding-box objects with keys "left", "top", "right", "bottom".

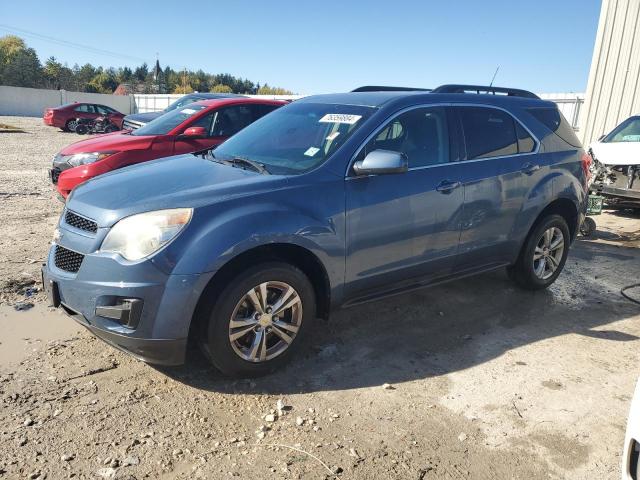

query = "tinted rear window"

[
  {"left": 528, "top": 107, "right": 582, "bottom": 148},
  {"left": 459, "top": 107, "right": 518, "bottom": 160}
]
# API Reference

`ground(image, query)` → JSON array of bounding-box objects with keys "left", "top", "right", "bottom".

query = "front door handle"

[
  {"left": 436, "top": 180, "right": 462, "bottom": 193},
  {"left": 521, "top": 163, "right": 541, "bottom": 175}
]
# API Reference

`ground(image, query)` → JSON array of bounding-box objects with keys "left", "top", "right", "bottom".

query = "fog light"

[{"left": 95, "top": 298, "right": 143, "bottom": 329}]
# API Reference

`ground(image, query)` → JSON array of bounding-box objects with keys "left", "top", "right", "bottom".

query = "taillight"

[{"left": 581, "top": 151, "right": 592, "bottom": 183}]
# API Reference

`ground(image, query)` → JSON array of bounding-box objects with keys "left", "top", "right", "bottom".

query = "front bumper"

[
  {"left": 42, "top": 232, "right": 211, "bottom": 365},
  {"left": 62, "top": 304, "right": 187, "bottom": 365}
]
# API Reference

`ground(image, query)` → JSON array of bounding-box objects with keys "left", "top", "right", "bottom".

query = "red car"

[
  {"left": 44, "top": 103, "right": 125, "bottom": 132},
  {"left": 50, "top": 98, "right": 285, "bottom": 198}
]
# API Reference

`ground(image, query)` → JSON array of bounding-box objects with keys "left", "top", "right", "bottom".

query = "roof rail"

[
  {"left": 431, "top": 84, "right": 539, "bottom": 99},
  {"left": 351, "top": 85, "right": 431, "bottom": 92}
]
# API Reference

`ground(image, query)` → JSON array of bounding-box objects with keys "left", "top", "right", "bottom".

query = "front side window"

[
  {"left": 187, "top": 112, "right": 215, "bottom": 135},
  {"left": 459, "top": 107, "right": 518, "bottom": 159},
  {"left": 211, "top": 105, "right": 254, "bottom": 137},
  {"left": 604, "top": 117, "right": 640, "bottom": 143},
  {"left": 356, "top": 107, "right": 450, "bottom": 168},
  {"left": 213, "top": 102, "right": 375, "bottom": 175},
  {"left": 131, "top": 104, "right": 208, "bottom": 136}
]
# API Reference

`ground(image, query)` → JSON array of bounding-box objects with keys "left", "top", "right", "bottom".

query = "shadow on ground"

[{"left": 158, "top": 229, "right": 640, "bottom": 396}]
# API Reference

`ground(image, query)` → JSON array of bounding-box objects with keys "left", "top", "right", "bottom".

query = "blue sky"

[{"left": 0, "top": 0, "right": 602, "bottom": 94}]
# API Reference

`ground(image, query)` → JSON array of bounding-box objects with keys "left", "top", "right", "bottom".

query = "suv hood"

[
  {"left": 124, "top": 112, "right": 162, "bottom": 123},
  {"left": 67, "top": 155, "right": 287, "bottom": 227},
  {"left": 590, "top": 140, "right": 640, "bottom": 166},
  {"left": 60, "top": 132, "right": 155, "bottom": 154}
]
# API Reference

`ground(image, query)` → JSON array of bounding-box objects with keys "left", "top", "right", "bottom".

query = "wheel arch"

[
  {"left": 188, "top": 243, "right": 332, "bottom": 343},
  {"left": 513, "top": 197, "right": 579, "bottom": 268}
]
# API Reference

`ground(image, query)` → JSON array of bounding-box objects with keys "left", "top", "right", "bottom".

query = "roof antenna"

[{"left": 489, "top": 66, "right": 500, "bottom": 87}]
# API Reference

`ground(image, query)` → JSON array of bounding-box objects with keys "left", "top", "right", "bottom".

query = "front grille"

[
  {"left": 123, "top": 119, "right": 143, "bottom": 130},
  {"left": 54, "top": 245, "right": 84, "bottom": 273},
  {"left": 65, "top": 211, "right": 98, "bottom": 233}
]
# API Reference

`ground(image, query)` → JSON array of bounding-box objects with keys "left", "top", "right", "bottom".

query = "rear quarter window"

[{"left": 527, "top": 107, "right": 582, "bottom": 148}]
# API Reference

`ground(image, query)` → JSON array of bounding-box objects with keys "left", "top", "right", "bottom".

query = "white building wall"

[
  {"left": 580, "top": 0, "right": 640, "bottom": 144},
  {"left": 0, "top": 85, "right": 134, "bottom": 116}
]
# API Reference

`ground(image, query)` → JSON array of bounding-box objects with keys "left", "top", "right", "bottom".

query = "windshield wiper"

[
  {"left": 205, "top": 151, "right": 270, "bottom": 174},
  {"left": 229, "top": 157, "right": 269, "bottom": 174}
]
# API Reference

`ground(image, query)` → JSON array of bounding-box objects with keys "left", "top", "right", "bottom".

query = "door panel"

[
  {"left": 345, "top": 166, "right": 465, "bottom": 298},
  {"left": 453, "top": 106, "right": 541, "bottom": 270},
  {"left": 344, "top": 106, "right": 464, "bottom": 299}
]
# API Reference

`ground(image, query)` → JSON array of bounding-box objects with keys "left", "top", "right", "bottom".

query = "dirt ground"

[{"left": 1, "top": 116, "right": 640, "bottom": 480}]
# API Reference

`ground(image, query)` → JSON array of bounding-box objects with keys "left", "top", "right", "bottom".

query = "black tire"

[
  {"left": 199, "top": 262, "right": 316, "bottom": 377},
  {"left": 580, "top": 217, "right": 597, "bottom": 237},
  {"left": 105, "top": 124, "right": 118, "bottom": 133},
  {"left": 64, "top": 119, "right": 78, "bottom": 132},
  {"left": 75, "top": 124, "right": 88, "bottom": 135},
  {"left": 508, "top": 214, "right": 570, "bottom": 290}
]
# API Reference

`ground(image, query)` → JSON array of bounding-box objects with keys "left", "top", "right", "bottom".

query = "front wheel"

[
  {"left": 75, "top": 124, "right": 89, "bottom": 135},
  {"left": 508, "top": 214, "right": 570, "bottom": 290},
  {"left": 199, "top": 262, "right": 316, "bottom": 377}
]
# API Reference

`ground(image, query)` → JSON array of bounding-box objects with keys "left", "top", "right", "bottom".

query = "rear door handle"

[
  {"left": 521, "top": 163, "right": 541, "bottom": 175},
  {"left": 436, "top": 180, "right": 462, "bottom": 193}
]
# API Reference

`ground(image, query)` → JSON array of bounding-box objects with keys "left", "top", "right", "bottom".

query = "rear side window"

[
  {"left": 516, "top": 123, "right": 536, "bottom": 153},
  {"left": 74, "top": 104, "right": 94, "bottom": 113},
  {"left": 459, "top": 107, "right": 518, "bottom": 159},
  {"left": 528, "top": 107, "right": 582, "bottom": 148}
]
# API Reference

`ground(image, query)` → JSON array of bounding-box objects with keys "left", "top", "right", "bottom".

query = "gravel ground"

[{"left": 1, "top": 116, "right": 640, "bottom": 479}]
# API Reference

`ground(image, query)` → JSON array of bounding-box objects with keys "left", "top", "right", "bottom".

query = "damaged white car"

[{"left": 589, "top": 115, "right": 640, "bottom": 210}]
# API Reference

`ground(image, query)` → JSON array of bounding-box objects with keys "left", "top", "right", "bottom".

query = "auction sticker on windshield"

[
  {"left": 180, "top": 108, "right": 197, "bottom": 115},
  {"left": 319, "top": 114, "right": 362, "bottom": 124}
]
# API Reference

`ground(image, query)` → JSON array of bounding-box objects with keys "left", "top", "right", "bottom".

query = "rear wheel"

[
  {"left": 508, "top": 214, "right": 570, "bottom": 290},
  {"left": 64, "top": 119, "right": 78, "bottom": 132},
  {"left": 580, "top": 217, "right": 597, "bottom": 237},
  {"left": 199, "top": 262, "right": 315, "bottom": 377}
]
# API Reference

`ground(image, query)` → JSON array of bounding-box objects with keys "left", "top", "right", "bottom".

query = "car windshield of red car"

[{"left": 131, "top": 105, "right": 208, "bottom": 136}]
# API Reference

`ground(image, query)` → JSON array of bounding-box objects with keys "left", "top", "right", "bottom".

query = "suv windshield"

[
  {"left": 131, "top": 104, "right": 207, "bottom": 136},
  {"left": 163, "top": 95, "right": 204, "bottom": 113},
  {"left": 213, "top": 102, "right": 375, "bottom": 174}
]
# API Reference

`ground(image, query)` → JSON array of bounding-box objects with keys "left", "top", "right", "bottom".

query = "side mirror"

[
  {"left": 352, "top": 149, "right": 408, "bottom": 176},
  {"left": 179, "top": 126, "right": 207, "bottom": 139}
]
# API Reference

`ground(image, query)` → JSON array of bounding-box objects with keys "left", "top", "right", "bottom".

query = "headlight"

[
  {"left": 100, "top": 208, "right": 193, "bottom": 261},
  {"left": 64, "top": 152, "right": 116, "bottom": 167}
]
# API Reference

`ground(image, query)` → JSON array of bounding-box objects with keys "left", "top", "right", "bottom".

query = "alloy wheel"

[
  {"left": 533, "top": 227, "right": 564, "bottom": 280},
  {"left": 67, "top": 120, "right": 78, "bottom": 132},
  {"left": 228, "top": 281, "right": 303, "bottom": 362}
]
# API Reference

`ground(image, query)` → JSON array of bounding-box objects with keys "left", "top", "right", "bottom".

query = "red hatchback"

[
  {"left": 50, "top": 98, "right": 285, "bottom": 198},
  {"left": 44, "top": 103, "right": 125, "bottom": 132}
]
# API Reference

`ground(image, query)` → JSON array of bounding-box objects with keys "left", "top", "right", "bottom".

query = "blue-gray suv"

[{"left": 42, "top": 84, "right": 589, "bottom": 377}]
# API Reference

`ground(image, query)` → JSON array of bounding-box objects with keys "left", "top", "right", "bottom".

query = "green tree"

[
  {"left": 210, "top": 83, "right": 233, "bottom": 93},
  {"left": 257, "top": 84, "right": 293, "bottom": 95},
  {"left": 1, "top": 47, "right": 41, "bottom": 87},
  {"left": 134, "top": 63, "right": 148, "bottom": 82},
  {"left": 89, "top": 71, "right": 118, "bottom": 93}
]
